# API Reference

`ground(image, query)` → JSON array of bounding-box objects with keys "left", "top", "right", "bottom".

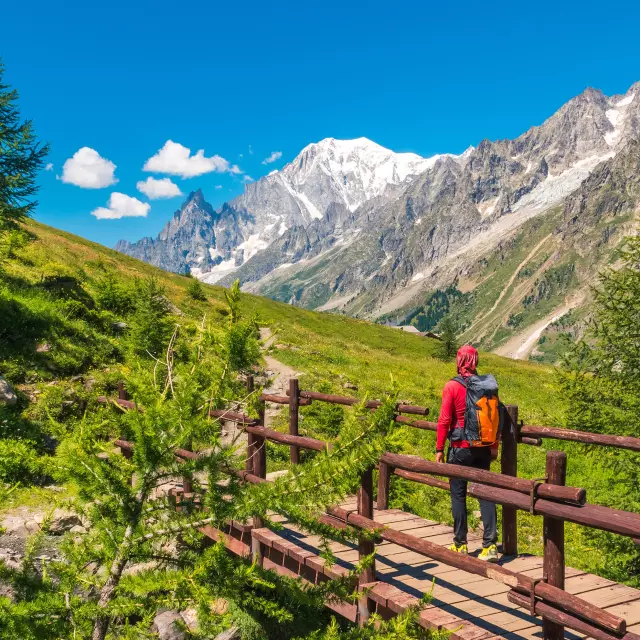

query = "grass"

[{"left": 0, "top": 218, "right": 631, "bottom": 583}]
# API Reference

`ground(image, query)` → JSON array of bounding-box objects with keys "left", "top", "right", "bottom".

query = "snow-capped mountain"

[
  {"left": 117, "top": 82, "right": 640, "bottom": 356},
  {"left": 116, "top": 138, "right": 462, "bottom": 282}
]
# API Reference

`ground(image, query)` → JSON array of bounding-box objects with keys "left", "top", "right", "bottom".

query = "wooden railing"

[{"left": 100, "top": 377, "right": 640, "bottom": 639}]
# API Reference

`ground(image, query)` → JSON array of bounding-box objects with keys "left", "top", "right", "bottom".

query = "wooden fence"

[{"left": 99, "top": 377, "right": 640, "bottom": 640}]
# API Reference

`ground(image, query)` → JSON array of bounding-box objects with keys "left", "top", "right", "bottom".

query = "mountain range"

[{"left": 116, "top": 82, "right": 640, "bottom": 360}]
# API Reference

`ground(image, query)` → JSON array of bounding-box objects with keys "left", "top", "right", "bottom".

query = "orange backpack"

[{"left": 450, "top": 374, "right": 501, "bottom": 447}]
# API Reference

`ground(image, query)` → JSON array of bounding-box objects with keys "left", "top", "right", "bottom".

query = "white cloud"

[
  {"left": 91, "top": 192, "right": 150, "bottom": 220},
  {"left": 262, "top": 151, "right": 282, "bottom": 165},
  {"left": 230, "top": 164, "right": 243, "bottom": 175},
  {"left": 214, "top": 185, "right": 223, "bottom": 190},
  {"left": 143, "top": 140, "right": 235, "bottom": 178},
  {"left": 61, "top": 147, "right": 118, "bottom": 188},
  {"left": 248, "top": 145, "right": 254, "bottom": 155},
  {"left": 45, "top": 163, "right": 54, "bottom": 171},
  {"left": 243, "top": 175, "right": 254, "bottom": 183},
  {"left": 136, "top": 177, "right": 182, "bottom": 199}
]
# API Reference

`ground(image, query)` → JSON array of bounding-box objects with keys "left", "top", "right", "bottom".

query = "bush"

[
  {"left": 187, "top": 278, "right": 207, "bottom": 301},
  {"left": 93, "top": 271, "right": 133, "bottom": 314},
  {"left": 0, "top": 439, "right": 41, "bottom": 483}
]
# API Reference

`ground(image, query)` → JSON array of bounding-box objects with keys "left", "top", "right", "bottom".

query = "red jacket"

[{"left": 436, "top": 378, "right": 500, "bottom": 452}]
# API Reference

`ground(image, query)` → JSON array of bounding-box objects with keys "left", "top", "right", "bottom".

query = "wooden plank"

[
  {"left": 578, "top": 584, "right": 640, "bottom": 608},
  {"left": 605, "top": 601, "right": 640, "bottom": 626},
  {"left": 564, "top": 573, "right": 617, "bottom": 595},
  {"left": 373, "top": 512, "right": 426, "bottom": 525},
  {"left": 397, "top": 524, "right": 454, "bottom": 537}
]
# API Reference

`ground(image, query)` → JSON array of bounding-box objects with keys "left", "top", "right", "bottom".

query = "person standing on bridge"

[{"left": 435, "top": 344, "right": 501, "bottom": 562}]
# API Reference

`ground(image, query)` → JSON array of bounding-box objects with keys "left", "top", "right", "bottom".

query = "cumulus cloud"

[
  {"left": 248, "top": 145, "right": 254, "bottom": 155},
  {"left": 91, "top": 192, "right": 150, "bottom": 220},
  {"left": 45, "top": 163, "right": 54, "bottom": 171},
  {"left": 229, "top": 164, "right": 243, "bottom": 175},
  {"left": 214, "top": 185, "right": 223, "bottom": 190},
  {"left": 262, "top": 151, "right": 282, "bottom": 165},
  {"left": 243, "top": 175, "right": 254, "bottom": 183},
  {"left": 61, "top": 147, "right": 118, "bottom": 188},
  {"left": 143, "top": 140, "right": 235, "bottom": 178},
  {"left": 136, "top": 177, "right": 182, "bottom": 199}
]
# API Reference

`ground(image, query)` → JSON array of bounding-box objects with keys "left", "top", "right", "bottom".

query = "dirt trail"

[{"left": 259, "top": 328, "right": 300, "bottom": 428}]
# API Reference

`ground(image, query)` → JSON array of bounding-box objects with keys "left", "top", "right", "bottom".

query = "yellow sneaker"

[
  {"left": 449, "top": 543, "right": 468, "bottom": 554},
  {"left": 478, "top": 544, "right": 499, "bottom": 562}
]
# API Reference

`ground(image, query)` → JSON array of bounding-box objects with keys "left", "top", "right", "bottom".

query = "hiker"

[{"left": 435, "top": 344, "right": 500, "bottom": 562}]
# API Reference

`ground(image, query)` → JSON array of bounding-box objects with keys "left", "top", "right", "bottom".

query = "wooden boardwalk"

[{"left": 221, "top": 497, "right": 640, "bottom": 639}]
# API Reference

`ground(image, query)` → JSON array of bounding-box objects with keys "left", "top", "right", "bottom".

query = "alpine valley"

[{"left": 116, "top": 83, "right": 640, "bottom": 362}]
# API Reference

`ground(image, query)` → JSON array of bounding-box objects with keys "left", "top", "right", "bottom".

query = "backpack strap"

[{"left": 452, "top": 376, "right": 467, "bottom": 387}]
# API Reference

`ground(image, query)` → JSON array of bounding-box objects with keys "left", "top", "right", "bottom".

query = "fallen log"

[{"left": 381, "top": 452, "right": 586, "bottom": 504}]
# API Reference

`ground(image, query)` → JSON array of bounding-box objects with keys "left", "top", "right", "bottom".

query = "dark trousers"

[{"left": 447, "top": 446, "right": 497, "bottom": 548}]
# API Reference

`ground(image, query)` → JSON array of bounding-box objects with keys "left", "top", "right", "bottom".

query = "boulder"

[
  {"left": 47, "top": 509, "right": 83, "bottom": 535},
  {"left": 215, "top": 627, "right": 240, "bottom": 640},
  {"left": 152, "top": 610, "right": 186, "bottom": 640},
  {"left": 0, "top": 377, "right": 17, "bottom": 406}
]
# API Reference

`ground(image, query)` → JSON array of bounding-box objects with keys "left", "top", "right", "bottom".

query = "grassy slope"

[{"left": 0, "top": 219, "right": 616, "bottom": 578}]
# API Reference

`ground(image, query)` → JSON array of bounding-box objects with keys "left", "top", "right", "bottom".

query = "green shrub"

[
  {"left": 0, "top": 439, "right": 41, "bottom": 483},
  {"left": 187, "top": 278, "right": 207, "bottom": 301}
]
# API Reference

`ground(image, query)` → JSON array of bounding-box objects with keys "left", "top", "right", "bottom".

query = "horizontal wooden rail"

[
  {"left": 97, "top": 396, "right": 137, "bottom": 410},
  {"left": 390, "top": 466, "right": 640, "bottom": 540},
  {"left": 325, "top": 505, "right": 625, "bottom": 635},
  {"left": 380, "top": 452, "right": 586, "bottom": 504},
  {"left": 507, "top": 591, "right": 640, "bottom": 640},
  {"left": 209, "top": 409, "right": 258, "bottom": 425},
  {"left": 261, "top": 393, "right": 312, "bottom": 406},
  {"left": 520, "top": 424, "right": 640, "bottom": 452},
  {"left": 245, "top": 425, "right": 330, "bottom": 452},
  {"left": 288, "top": 389, "right": 429, "bottom": 416},
  {"left": 469, "top": 482, "right": 640, "bottom": 539}
]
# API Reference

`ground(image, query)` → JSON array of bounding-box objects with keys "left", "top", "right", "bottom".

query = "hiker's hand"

[{"left": 435, "top": 452, "right": 444, "bottom": 463}]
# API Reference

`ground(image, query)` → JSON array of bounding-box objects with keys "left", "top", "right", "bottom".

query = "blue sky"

[{"left": 3, "top": 0, "right": 640, "bottom": 248}]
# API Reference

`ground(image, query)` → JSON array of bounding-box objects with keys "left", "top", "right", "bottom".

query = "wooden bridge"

[{"left": 105, "top": 377, "right": 640, "bottom": 640}]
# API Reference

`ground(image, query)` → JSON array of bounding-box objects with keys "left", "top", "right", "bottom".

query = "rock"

[
  {"left": 112, "top": 321, "right": 128, "bottom": 331},
  {"left": 152, "top": 610, "right": 186, "bottom": 640},
  {"left": 179, "top": 608, "right": 198, "bottom": 633},
  {"left": 2, "top": 516, "right": 30, "bottom": 536},
  {"left": 83, "top": 377, "right": 96, "bottom": 391},
  {"left": 69, "top": 525, "right": 87, "bottom": 534},
  {"left": 47, "top": 509, "right": 83, "bottom": 535},
  {"left": 343, "top": 382, "right": 358, "bottom": 390},
  {"left": 0, "top": 377, "right": 17, "bottom": 406},
  {"left": 70, "top": 375, "right": 84, "bottom": 383},
  {"left": 215, "top": 627, "right": 240, "bottom": 640},
  {"left": 36, "top": 343, "right": 51, "bottom": 353}
]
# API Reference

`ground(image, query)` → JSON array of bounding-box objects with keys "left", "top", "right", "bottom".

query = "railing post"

[
  {"left": 377, "top": 461, "right": 390, "bottom": 511},
  {"left": 543, "top": 450, "right": 566, "bottom": 640},
  {"left": 252, "top": 431, "right": 267, "bottom": 566},
  {"left": 289, "top": 378, "right": 300, "bottom": 464},
  {"left": 245, "top": 375, "right": 256, "bottom": 473},
  {"left": 118, "top": 381, "right": 127, "bottom": 400},
  {"left": 357, "top": 466, "right": 376, "bottom": 625},
  {"left": 502, "top": 405, "right": 519, "bottom": 556},
  {"left": 358, "top": 467, "right": 376, "bottom": 583}
]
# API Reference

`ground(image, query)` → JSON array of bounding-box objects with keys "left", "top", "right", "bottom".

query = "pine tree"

[
  {"left": 187, "top": 277, "right": 207, "bottom": 301},
  {"left": 560, "top": 236, "right": 640, "bottom": 585},
  {"left": 0, "top": 58, "right": 49, "bottom": 230},
  {"left": 437, "top": 315, "right": 458, "bottom": 360},
  {"left": 0, "top": 291, "right": 437, "bottom": 638}
]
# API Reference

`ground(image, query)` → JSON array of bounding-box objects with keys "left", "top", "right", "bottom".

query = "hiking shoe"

[
  {"left": 449, "top": 543, "right": 468, "bottom": 554},
  {"left": 478, "top": 545, "right": 499, "bottom": 562}
]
